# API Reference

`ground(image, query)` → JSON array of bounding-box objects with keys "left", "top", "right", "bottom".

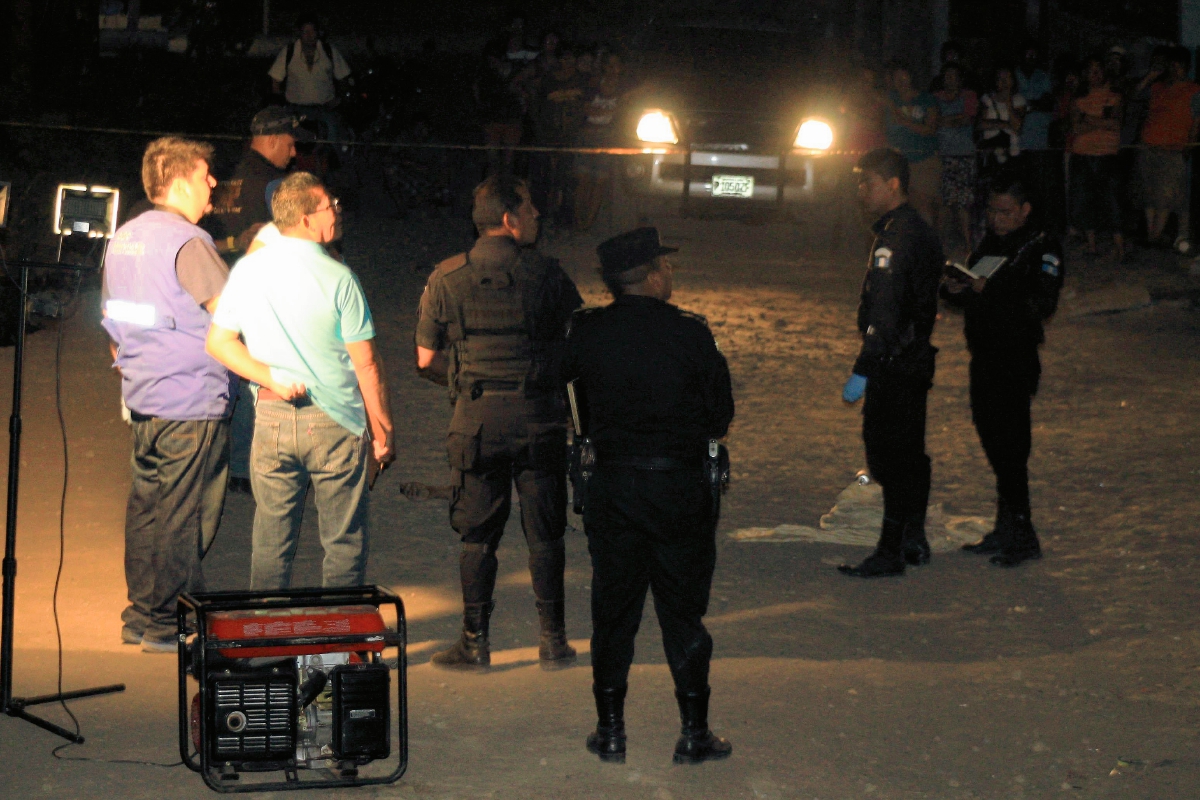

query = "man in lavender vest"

[{"left": 102, "top": 137, "right": 239, "bottom": 653}]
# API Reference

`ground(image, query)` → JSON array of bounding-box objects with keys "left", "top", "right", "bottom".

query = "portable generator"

[{"left": 177, "top": 587, "right": 407, "bottom": 792}]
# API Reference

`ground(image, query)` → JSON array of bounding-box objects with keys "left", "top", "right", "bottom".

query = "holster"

[
  {"left": 705, "top": 439, "right": 731, "bottom": 520},
  {"left": 568, "top": 433, "right": 596, "bottom": 516}
]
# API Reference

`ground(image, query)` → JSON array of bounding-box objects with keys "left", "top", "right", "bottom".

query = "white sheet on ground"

[{"left": 728, "top": 480, "right": 993, "bottom": 552}]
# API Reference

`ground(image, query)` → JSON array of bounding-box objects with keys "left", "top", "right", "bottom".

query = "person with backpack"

[{"left": 268, "top": 17, "right": 352, "bottom": 145}]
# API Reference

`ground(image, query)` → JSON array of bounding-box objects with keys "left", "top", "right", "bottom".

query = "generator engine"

[{"left": 180, "top": 589, "right": 407, "bottom": 792}]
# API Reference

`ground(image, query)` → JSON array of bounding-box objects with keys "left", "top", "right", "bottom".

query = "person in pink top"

[{"left": 1070, "top": 56, "right": 1124, "bottom": 259}]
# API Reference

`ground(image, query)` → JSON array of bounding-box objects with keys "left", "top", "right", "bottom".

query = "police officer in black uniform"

[
  {"left": 415, "top": 174, "right": 583, "bottom": 670},
  {"left": 943, "top": 173, "right": 1063, "bottom": 567},
  {"left": 207, "top": 107, "right": 309, "bottom": 254},
  {"left": 564, "top": 228, "right": 735, "bottom": 765},
  {"left": 840, "top": 148, "right": 944, "bottom": 578}
]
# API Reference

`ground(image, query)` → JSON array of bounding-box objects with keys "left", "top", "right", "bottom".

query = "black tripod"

[{"left": 1, "top": 258, "right": 125, "bottom": 743}]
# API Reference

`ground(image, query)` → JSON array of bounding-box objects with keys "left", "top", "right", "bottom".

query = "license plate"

[{"left": 710, "top": 174, "right": 754, "bottom": 198}]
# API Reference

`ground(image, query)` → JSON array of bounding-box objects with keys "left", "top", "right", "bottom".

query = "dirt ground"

[{"left": 0, "top": 199, "right": 1198, "bottom": 799}]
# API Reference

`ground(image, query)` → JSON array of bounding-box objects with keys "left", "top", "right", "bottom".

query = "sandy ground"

[{"left": 0, "top": 199, "right": 1198, "bottom": 799}]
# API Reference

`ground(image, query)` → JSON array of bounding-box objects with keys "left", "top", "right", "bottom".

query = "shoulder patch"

[
  {"left": 679, "top": 309, "right": 710, "bottom": 326},
  {"left": 1041, "top": 253, "right": 1060, "bottom": 277},
  {"left": 873, "top": 247, "right": 893, "bottom": 270}
]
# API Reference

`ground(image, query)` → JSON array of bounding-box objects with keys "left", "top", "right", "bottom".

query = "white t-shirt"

[
  {"left": 980, "top": 92, "right": 1027, "bottom": 158},
  {"left": 268, "top": 40, "right": 352, "bottom": 106}
]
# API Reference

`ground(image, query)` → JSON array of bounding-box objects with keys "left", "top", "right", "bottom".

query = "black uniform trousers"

[
  {"left": 585, "top": 465, "right": 716, "bottom": 694},
  {"left": 862, "top": 368, "right": 933, "bottom": 540},
  {"left": 447, "top": 394, "right": 569, "bottom": 606},
  {"left": 969, "top": 355, "right": 1036, "bottom": 515}
]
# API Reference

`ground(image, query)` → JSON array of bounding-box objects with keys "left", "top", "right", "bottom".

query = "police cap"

[{"left": 597, "top": 227, "right": 678, "bottom": 278}]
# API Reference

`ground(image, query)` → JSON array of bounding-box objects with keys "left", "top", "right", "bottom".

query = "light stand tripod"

[{"left": 1, "top": 254, "right": 125, "bottom": 743}]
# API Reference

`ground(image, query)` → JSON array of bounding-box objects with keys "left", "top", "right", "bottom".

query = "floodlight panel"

[{"left": 54, "top": 184, "right": 121, "bottom": 238}]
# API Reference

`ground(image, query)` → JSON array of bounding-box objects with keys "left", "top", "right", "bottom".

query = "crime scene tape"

[{"left": 3, "top": 118, "right": 1192, "bottom": 158}]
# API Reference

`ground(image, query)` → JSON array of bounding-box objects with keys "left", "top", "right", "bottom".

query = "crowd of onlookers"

[
  {"left": 474, "top": 18, "right": 633, "bottom": 231},
  {"left": 268, "top": 13, "right": 1200, "bottom": 252},
  {"left": 840, "top": 41, "right": 1200, "bottom": 260}
]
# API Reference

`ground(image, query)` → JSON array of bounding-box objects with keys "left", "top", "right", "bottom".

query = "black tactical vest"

[{"left": 439, "top": 247, "right": 568, "bottom": 402}]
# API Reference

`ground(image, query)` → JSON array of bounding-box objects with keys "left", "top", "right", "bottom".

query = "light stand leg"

[
  {"left": 0, "top": 258, "right": 125, "bottom": 744},
  {"left": 0, "top": 260, "right": 30, "bottom": 709}
]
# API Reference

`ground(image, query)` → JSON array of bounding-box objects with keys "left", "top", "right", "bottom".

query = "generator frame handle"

[{"left": 177, "top": 586, "right": 408, "bottom": 793}]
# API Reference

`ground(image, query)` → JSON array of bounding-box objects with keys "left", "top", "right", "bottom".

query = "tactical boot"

[
  {"left": 990, "top": 512, "right": 1042, "bottom": 567},
  {"left": 535, "top": 600, "right": 577, "bottom": 670},
  {"left": 585, "top": 685, "right": 627, "bottom": 763},
  {"left": 431, "top": 602, "right": 494, "bottom": 671},
  {"left": 673, "top": 687, "right": 733, "bottom": 765},
  {"left": 839, "top": 518, "right": 905, "bottom": 577},
  {"left": 963, "top": 499, "right": 1010, "bottom": 554},
  {"left": 902, "top": 522, "right": 932, "bottom": 566}
]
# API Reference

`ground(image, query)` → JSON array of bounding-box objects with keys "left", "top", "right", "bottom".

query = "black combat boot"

[
  {"left": 963, "top": 498, "right": 1010, "bottom": 555},
  {"left": 990, "top": 511, "right": 1041, "bottom": 567},
  {"left": 535, "top": 600, "right": 577, "bottom": 670},
  {"left": 839, "top": 517, "right": 906, "bottom": 577},
  {"left": 585, "top": 685, "right": 627, "bottom": 763},
  {"left": 902, "top": 521, "right": 931, "bottom": 566},
  {"left": 431, "top": 601, "right": 494, "bottom": 671},
  {"left": 672, "top": 687, "right": 733, "bottom": 765}
]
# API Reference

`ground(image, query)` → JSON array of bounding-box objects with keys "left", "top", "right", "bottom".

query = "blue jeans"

[
  {"left": 249, "top": 399, "right": 369, "bottom": 590},
  {"left": 123, "top": 417, "right": 229, "bottom": 642}
]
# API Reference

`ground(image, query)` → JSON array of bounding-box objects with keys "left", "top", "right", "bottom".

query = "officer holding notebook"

[{"left": 942, "top": 172, "right": 1063, "bottom": 567}]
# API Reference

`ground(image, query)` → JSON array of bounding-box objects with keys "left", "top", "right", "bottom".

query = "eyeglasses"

[{"left": 311, "top": 197, "right": 341, "bottom": 216}]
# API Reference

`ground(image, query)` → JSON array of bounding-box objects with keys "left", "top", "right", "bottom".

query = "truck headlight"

[
  {"left": 637, "top": 110, "right": 679, "bottom": 145},
  {"left": 794, "top": 119, "right": 834, "bottom": 151}
]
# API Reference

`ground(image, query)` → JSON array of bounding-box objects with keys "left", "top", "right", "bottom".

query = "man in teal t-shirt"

[
  {"left": 886, "top": 64, "right": 942, "bottom": 226},
  {"left": 207, "top": 172, "right": 395, "bottom": 590}
]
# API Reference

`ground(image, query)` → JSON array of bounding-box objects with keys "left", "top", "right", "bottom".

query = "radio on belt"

[{"left": 177, "top": 587, "right": 408, "bottom": 793}]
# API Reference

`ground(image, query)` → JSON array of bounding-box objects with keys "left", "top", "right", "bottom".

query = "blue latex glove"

[{"left": 842, "top": 373, "right": 868, "bottom": 403}]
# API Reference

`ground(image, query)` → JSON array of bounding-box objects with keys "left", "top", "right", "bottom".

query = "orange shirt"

[
  {"left": 1141, "top": 80, "right": 1200, "bottom": 149},
  {"left": 1071, "top": 87, "right": 1121, "bottom": 156}
]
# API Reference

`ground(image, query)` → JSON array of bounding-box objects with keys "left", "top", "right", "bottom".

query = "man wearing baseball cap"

[
  {"left": 208, "top": 107, "right": 312, "bottom": 257},
  {"left": 564, "top": 228, "right": 735, "bottom": 765},
  {"left": 206, "top": 107, "right": 313, "bottom": 494}
]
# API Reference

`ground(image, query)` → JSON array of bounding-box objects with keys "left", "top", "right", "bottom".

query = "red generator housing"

[{"left": 177, "top": 587, "right": 407, "bottom": 793}]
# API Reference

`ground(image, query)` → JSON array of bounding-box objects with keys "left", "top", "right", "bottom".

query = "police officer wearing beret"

[
  {"left": 415, "top": 174, "right": 583, "bottom": 671},
  {"left": 564, "top": 228, "right": 735, "bottom": 765},
  {"left": 943, "top": 174, "right": 1063, "bottom": 567},
  {"left": 840, "top": 148, "right": 944, "bottom": 578}
]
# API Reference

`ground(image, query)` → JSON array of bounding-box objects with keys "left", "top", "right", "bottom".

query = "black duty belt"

[{"left": 603, "top": 455, "right": 698, "bottom": 471}]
